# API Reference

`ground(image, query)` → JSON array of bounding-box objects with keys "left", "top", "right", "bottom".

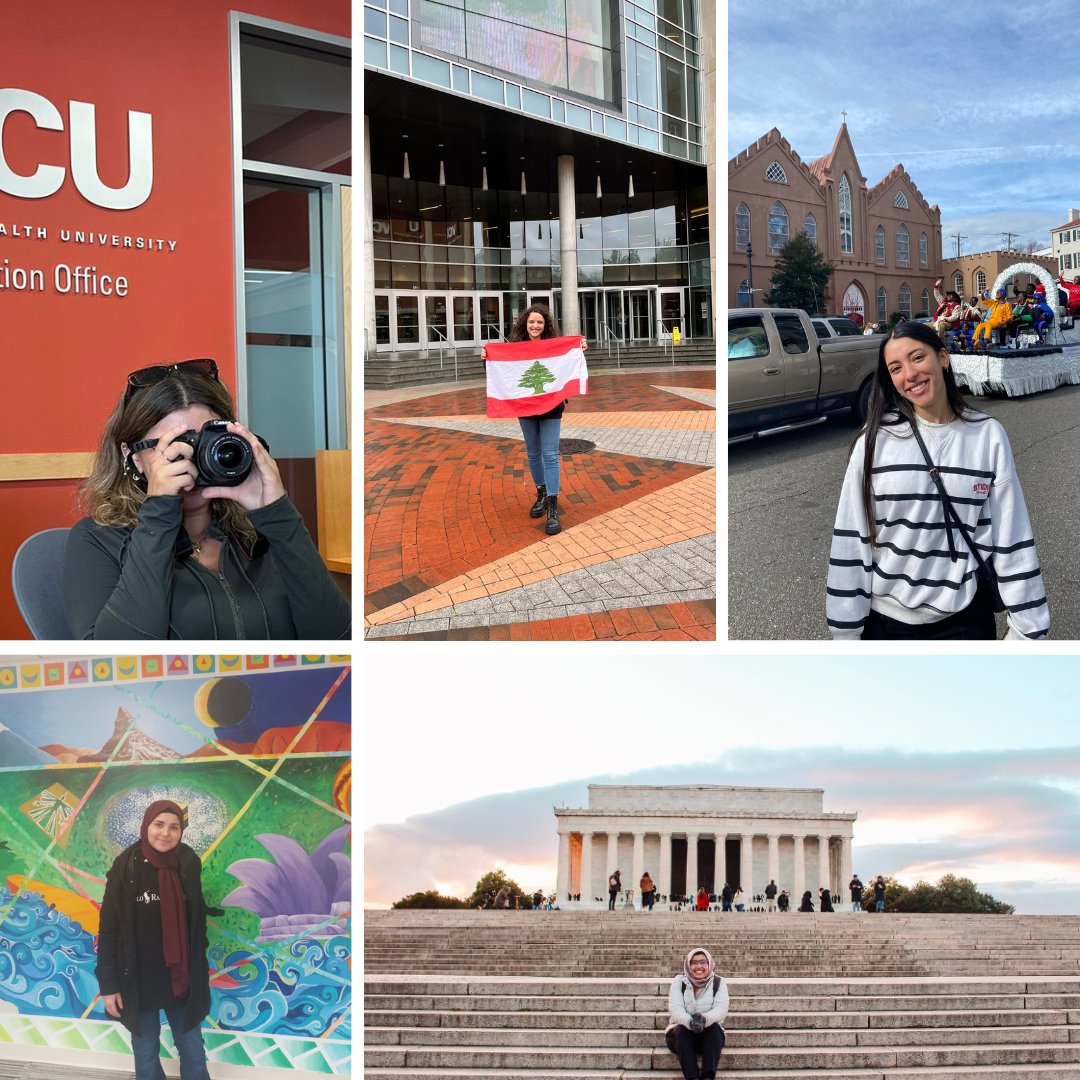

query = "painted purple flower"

[{"left": 223, "top": 826, "right": 350, "bottom": 917}]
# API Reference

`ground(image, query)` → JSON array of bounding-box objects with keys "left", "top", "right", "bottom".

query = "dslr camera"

[{"left": 139, "top": 420, "right": 269, "bottom": 487}]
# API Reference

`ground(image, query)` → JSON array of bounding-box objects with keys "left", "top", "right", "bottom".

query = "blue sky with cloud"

[
  {"left": 365, "top": 656, "right": 1080, "bottom": 914},
  {"left": 728, "top": 0, "right": 1080, "bottom": 253}
]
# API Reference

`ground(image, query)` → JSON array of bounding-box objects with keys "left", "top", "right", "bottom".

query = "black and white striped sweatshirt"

[{"left": 827, "top": 413, "right": 1049, "bottom": 640}]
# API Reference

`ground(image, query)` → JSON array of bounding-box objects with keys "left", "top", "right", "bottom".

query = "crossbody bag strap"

[
  {"left": 910, "top": 423, "right": 1005, "bottom": 614},
  {"left": 910, "top": 423, "right": 982, "bottom": 568}
]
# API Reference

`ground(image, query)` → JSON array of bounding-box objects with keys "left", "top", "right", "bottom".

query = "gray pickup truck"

[{"left": 729, "top": 308, "right": 882, "bottom": 442}]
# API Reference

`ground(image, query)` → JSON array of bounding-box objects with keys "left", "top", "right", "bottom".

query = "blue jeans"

[
  {"left": 130, "top": 1007, "right": 210, "bottom": 1080},
  {"left": 518, "top": 416, "right": 561, "bottom": 495}
]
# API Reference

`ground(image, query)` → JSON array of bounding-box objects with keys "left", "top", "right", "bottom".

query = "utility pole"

[
  {"left": 746, "top": 241, "right": 753, "bottom": 306},
  {"left": 951, "top": 233, "right": 966, "bottom": 259},
  {"left": 1001, "top": 231, "right": 1017, "bottom": 250}
]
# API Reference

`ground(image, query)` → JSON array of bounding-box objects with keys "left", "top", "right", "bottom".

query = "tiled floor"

[{"left": 365, "top": 369, "right": 716, "bottom": 641}]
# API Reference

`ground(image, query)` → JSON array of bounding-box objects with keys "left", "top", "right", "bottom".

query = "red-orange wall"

[{"left": 0, "top": 0, "right": 349, "bottom": 638}]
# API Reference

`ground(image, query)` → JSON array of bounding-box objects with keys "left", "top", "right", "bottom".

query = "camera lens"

[
  {"left": 198, "top": 431, "right": 253, "bottom": 485},
  {"left": 216, "top": 442, "right": 244, "bottom": 470}
]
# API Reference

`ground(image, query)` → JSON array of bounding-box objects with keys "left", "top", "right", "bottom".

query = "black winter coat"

[{"left": 96, "top": 842, "right": 212, "bottom": 1036}]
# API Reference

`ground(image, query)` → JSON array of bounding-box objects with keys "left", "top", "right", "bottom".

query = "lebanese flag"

[{"left": 485, "top": 335, "right": 588, "bottom": 418}]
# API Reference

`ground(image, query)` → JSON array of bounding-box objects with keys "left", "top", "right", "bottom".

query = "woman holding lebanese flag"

[{"left": 481, "top": 304, "right": 588, "bottom": 535}]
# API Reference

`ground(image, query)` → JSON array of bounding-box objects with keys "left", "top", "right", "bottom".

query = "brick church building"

[{"left": 729, "top": 123, "right": 942, "bottom": 326}]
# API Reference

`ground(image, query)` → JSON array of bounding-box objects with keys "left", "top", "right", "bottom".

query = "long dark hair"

[
  {"left": 508, "top": 303, "right": 560, "bottom": 342},
  {"left": 79, "top": 371, "right": 255, "bottom": 542},
  {"left": 854, "top": 321, "right": 978, "bottom": 546}
]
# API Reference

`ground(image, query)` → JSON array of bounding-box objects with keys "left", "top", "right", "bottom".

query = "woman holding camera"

[
  {"left": 64, "top": 359, "right": 351, "bottom": 639},
  {"left": 665, "top": 948, "right": 727, "bottom": 1080}
]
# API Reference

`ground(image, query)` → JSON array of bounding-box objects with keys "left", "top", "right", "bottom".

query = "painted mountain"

[
  {"left": 76, "top": 708, "right": 179, "bottom": 762},
  {"left": 0, "top": 724, "right": 57, "bottom": 767},
  {"left": 186, "top": 722, "right": 350, "bottom": 758}
]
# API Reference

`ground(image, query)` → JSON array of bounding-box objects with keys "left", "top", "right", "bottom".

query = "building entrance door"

[
  {"left": 579, "top": 291, "right": 599, "bottom": 343},
  {"left": 422, "top": 293, "right": 450, "bottom": 350},
  {"left": 627, "top": 289, "right": 652, "bottom": 341},
  {"left": 658, "top": 288, "right": 684, "bottom": 338},
  {"left": 605, "top": 290, "right": 626, "bottom": 343},
  {"left": 478, "top": 294, "right": 503, "bottom": 341},
  {"left": 394, "top": 294, "right": 420, "bottom": 348}
]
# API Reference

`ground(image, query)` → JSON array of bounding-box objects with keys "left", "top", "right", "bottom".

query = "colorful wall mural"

[{"left": 0, "top": 655, "right": 351, "bottom": 1075}]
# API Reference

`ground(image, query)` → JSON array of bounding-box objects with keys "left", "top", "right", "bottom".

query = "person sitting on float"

[
  {"left": 1031, "top": 285, "right": 1055, "bottom": 335},
  {"left": 931, "top": 278, "right": 962, "bottom": 338},
  {"left": 1006, "top": 287, "right": 1035, "bottom": 342},
  {"left": 971, "top": 288, "right": 1012, "bottom": 349}
]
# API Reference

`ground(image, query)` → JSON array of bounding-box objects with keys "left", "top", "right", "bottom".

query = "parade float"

[{"left": 950, "top": 261, "right": 1080, "bottom": 397}]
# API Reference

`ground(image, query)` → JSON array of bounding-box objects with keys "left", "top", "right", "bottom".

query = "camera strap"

[{"left": 130, "top": 437, "right": 159, "bottom": 453}]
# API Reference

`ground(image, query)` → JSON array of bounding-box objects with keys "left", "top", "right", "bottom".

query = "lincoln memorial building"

[{"left": 554, "top": 785, "right": 857, "bottom": 906}]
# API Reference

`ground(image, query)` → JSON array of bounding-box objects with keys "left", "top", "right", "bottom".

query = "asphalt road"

[{"left": 728, "top": 384, "right": 1080, "bottom": 640}]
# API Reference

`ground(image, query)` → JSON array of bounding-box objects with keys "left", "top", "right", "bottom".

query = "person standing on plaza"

[
  {"left": 695, "top": 886, "right": 710, "bottom": 911},
  {"left": 849, "top": 874, "right": 864, "bottom": 912},
  {"left": 719, "top": 882, "right": 733, "bottom": 912},
  {"left": 874, "top": 876, "right": 886, "bottom": 912},
  {"left": 819, "top": 887, "right": 834, "bottom": 912},
  {"left": 777, "top": 890, "right": 790, "bottom": 912},
  {"left": 96, "top": 800, "right": 216, "bottom": 1080},
  {"left": 826, "top": 321, "right": 1049, "bottom": 640},
  {"left": 665, "top": 948, "right": 728, "bottom": 1080},
  {"left": 764, "top": 879, "right": 778, "bottom": 912},
  {"left": 640, "top": 871, "right": 655, "bottom": 911},
  {"left": 608, "top": 870, "right": 621, "bottom": 911},
  {"left": 733, "top": 886, "right": 745, "bottom": 912},
  {"left": 481, "top": 304, "right": 587, "bottom": 536},
  {"left": 798, "top": 890, "right": 814, "bottom": 912}
]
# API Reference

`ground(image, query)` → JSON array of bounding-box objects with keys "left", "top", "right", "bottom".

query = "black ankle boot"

[
  {"left": 545, "top": 494, "right": 561, "bottom": 535},
  {"left": 529, "top": 485, "right": 547, "bottom": 517}
]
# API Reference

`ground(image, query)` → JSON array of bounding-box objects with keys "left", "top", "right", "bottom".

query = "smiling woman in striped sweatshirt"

[{"left": 827, "top": 321, "right": 1049, "bottom": 640}]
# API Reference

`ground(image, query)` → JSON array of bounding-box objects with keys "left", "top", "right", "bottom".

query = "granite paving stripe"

[
  {"left": 650, "top": 384, "right": 717, "bottom": 407},
  {"left": 372, "top": 599, "right": 716, "bottom": 640},
  {"left": 365, "top": 468, "right": 715, "bottom": 627},
  {"left": 365, "top": 535, "right": 716, "bottom": 637},
  {"left": 376, "top": 416, "right": 715, "bottom": 467}
]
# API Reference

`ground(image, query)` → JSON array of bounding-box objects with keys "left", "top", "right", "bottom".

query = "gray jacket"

[{"left": 64, "top": 494, "right": 350, "bottom": 639}]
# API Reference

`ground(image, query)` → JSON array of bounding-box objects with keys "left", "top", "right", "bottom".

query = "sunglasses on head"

[{"left": 124, "top": 358, "right": 219, "bottom": 404}]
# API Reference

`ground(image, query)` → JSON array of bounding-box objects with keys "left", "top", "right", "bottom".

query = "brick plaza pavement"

[{"left": 364, "top": 367, "right": 716, "bottom": 640}]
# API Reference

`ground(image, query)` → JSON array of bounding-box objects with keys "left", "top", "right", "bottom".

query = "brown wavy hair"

[
  {"left": 78, "top": 371, "right": 256, "bottom": 544},
  {"left": 508, "top": 304, "right": 560, "bottom": 342}
]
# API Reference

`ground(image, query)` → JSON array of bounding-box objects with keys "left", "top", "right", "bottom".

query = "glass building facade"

[{"left": 363, "top": 0, "right": 710, "bottom": 352}]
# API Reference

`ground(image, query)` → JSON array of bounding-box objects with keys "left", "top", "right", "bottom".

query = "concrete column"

[
  {"left": 557, "top": 154, "right": 580, "bottom": 335},
  {"left": 632, "top": 832, "right": 645, "bottom": 901},
  {"left": 557, "top": 831, "right": 571, "bottom": 901},
  {"left": 606, "top": 832, "right": 619, "bottom": 883},
  {"left": 792, "top": 834, "right": 805, "bottom": 899},
  {"left": 767, "top": 833, "right": 780, "bottom": 890},
  {"left": 685, "top": 833, "right": 699, "bottom": 900},
  {"left": 818, "top": 835, "right": 830, "bottom": 893},
  {"left": 580, "top": 832, "right": 594, "bottom": 902},
  {"left": 363, "top": 116, "right": 376, "bottom": 360},
  {"left": 740, "top": 833, "right": 753, "bottom": 901},
  {"left": 840, "top": 835, "right": 852, "bottom": 898},
  {"left": 659, "top": 833, "right": 672, "bottom": 899}
]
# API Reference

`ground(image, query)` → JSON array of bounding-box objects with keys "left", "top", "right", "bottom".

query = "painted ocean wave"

[{"left": 0, "top": 887, "right": 350, "bottom": 1040}]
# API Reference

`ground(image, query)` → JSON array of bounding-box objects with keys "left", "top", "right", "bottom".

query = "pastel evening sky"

[{"left": 365, "top": 656, "right": 1080, "bottom": 914}]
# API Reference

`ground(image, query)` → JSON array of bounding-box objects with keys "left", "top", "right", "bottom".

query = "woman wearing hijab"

[
  {"left": 665, "top": 947, "right": 728, "bottom": 1080},
  {"left": 96, "top": 800, "right": 216, "bottom": 1079}
]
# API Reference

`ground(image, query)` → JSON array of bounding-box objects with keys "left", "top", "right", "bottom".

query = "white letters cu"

[{"left": 0, "top": 88, "right": 153, "bottom": 210}]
